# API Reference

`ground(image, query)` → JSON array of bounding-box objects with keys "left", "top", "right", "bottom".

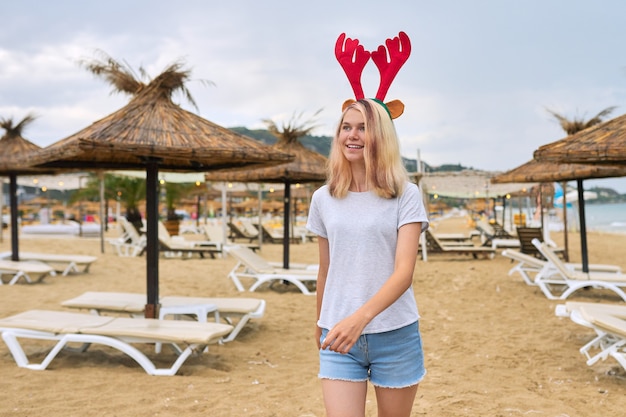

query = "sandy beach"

[{"left": 1, "top": 217, "right": 626, "bottom": 417}]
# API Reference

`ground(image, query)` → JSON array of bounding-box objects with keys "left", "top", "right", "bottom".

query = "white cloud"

[{"left": 1, "top": 0, "right": 626, "bottom": 193}]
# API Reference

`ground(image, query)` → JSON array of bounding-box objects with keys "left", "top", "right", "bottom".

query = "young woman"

[{"left": 306, "top": 98, "right": 429, "bottom": 417}]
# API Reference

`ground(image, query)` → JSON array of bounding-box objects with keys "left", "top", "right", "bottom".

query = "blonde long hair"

[{"left": 327, "top": 99, "right": 409, "bottom": 199}]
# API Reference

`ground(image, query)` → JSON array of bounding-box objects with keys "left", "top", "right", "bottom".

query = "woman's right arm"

[{"left": 315, "top": 236, "right": 330, "bottom": 349}]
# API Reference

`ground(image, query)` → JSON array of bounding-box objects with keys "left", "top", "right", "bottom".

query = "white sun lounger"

[
  {"left": 225, "top": 245, "right": 318, "bottom": 295},
  {"left": 61, "top": 291, "right": 266, "bottom": 343},
  {"left": 556, "top": 301, "right": 626, "bottom": 346},
  {"left": 158, "top": 221, "right": 221, "bottom": 259},
  {"left": 502, "top": 249, "right": 622, "bottom": 286},
  {"left": 0, "top": 260, "right": 56, "bottom": 285},
  {"left": 0, "top": 251, "right": 97, "bottom": 276},
  {"left": 107, "top": 217, "right": 146, "bottom": 257},
  {"left": 0, "top": 309, "right": 232, "bottom": 376},
  {"left": 556, "top": 303, "right": 626, "bottom": 373},
  {"left": 531, "top": 239, "right": 626, "bottom": 301}
]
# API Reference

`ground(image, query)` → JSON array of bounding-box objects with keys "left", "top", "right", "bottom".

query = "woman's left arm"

[{"left": 320, "top": 222, "right": 422, "bottom": 353}]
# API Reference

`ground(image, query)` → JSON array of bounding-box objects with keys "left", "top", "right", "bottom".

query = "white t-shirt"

[{"left": 306, "top": 182, "right": 429, "bottom": 334}]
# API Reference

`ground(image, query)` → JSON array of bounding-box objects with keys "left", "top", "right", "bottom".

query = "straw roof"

[
  {"left": 204, "top": 111, "right": 327, "bottom": 184},
  {"left": 0, "top": 60, "right": 293, "bottom": 172},
  {"left": 491, "top": 159, "right": 626, "bottom": 184},
  {"left": 6, "top": 54, "right": 296, "bottom": 318},
  {"left": 204, "top": 139, "right": 327, "bottom": 183},
  {"left": 534, "top": 112, "right": 626, "bottom": 163},
  {"left": 205, "top": 111, "right": 327, "bottom": 270},
  {"left": 2, "top": 98, "right": 293, "bottom": 171},
  {"left": 420, "top": 170, "right": 534, "bottom": 199},
  {"left": 0, "top": 114, "right": 53, "bottom": 174},
  {"left": 0, "top": 114, "right": 58, "bottom": 263}
]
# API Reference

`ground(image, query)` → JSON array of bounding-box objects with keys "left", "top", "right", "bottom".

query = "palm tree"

[
  {"left": 109, "top": 175, "right": 146, "bottom": 232},
  {"left": 164, "top": 181, "right": 197, "bottom": 220},
  {"left": 69, "top": 173, "right": 146, "bottom": 233}
]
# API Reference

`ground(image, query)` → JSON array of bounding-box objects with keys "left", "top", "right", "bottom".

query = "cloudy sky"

[{"left": 2, "top": 0, "right": 626, "bottom": 192}]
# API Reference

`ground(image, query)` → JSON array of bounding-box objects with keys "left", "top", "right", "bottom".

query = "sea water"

[
  {"left": 584, "top": 202, "right": 626, "bottom": 234},
  {"left": 500, "top": 202, "right": 626, "bottom": 235}
]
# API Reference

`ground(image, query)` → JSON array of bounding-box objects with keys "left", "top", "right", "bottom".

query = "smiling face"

[{"left": 339, "top": 108, "right": 367, "bottom": 165}]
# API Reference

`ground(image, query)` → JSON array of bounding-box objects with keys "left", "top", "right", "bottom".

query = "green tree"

[
  {"left": 164, "top": 181, "right": 197, "bottom": 220},
  {"left": 111, "top": 176, "right": 145, "bottom": 232},
  {"left": 70, "top": 174, "right": 146, "bottom": 232}
]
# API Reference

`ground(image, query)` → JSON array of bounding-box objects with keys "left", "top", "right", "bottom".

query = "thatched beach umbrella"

[
  {"left": 491, "top": 159, "right": 626, "bottom": 184},
  {"left": 529, "top": 108, "right": 625, "bottom": 271},
  {"left": 5, "top": 54, "right": 293, "bottom": 318},
  {"left": 534, "top": 112, "right": 626, "bottom": 164},
  {"left": 205, "top": 111, "right": 327, "bottom": 269},
  {"left": 491, "top": 159, "right": 626, "bottom": 268},
  {"left": 0, "top": 114, "right": 56, "bottom": 260}
]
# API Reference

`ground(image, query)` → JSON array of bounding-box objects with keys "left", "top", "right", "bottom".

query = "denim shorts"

[{"left": 319, "top": 321, "right": 426, "bottom": 388}]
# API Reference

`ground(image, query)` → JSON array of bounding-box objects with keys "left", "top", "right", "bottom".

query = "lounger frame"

[
  {"left": 0, "top": 311, "right": 232, "bottom": 376},
  {"left": 532, "top": 239, "right": 626, "bottom": 301},
  {"left": 226, "top": 245, "right": 317, "bottom": 295},
  {"left": 61, "top": 291, "right": 265, "bottom": 343},
  {"left": 0, "top": 260, "right": 56, "bottom": 285},
  {"left": 1, "top": 328, "right": 200, "bottom": 376}
]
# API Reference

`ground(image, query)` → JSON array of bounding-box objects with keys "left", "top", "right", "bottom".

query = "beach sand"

[{"left": 1, "top": 217, "right": 626, "bottom": 417}]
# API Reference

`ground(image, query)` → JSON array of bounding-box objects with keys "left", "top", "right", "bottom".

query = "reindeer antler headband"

[{"left": 335, "top": 31, "right": 411, "bottom": 119}]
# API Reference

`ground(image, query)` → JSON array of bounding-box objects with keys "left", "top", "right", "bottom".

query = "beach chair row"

[
  {"left": 0, "top": 291, "right": 267, "bottom": 376},
  {"left": 0, "top": 244, "right": 319, "bottom": 375},
  {"left": 502, "top": 238, "right": 626, "bottom": 378}
]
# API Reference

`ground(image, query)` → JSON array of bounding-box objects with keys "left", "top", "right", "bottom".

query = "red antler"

[
  {"left": 371, "top": 31, "right": 411, "bottom": 101},
  {"left": 335, "top": 33, "right": 371, "bottom": 100}
]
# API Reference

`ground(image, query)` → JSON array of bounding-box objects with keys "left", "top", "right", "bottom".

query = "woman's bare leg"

[
  {"left": 322, "top": 379, "right": 368, "bottom": 417},
  {"left": 375, "top": 384, "right": 419, "bottom": 417}
]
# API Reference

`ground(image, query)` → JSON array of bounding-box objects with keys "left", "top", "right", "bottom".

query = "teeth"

[{"left": 347, "top": 145, "right": 363, "bottom": 149}]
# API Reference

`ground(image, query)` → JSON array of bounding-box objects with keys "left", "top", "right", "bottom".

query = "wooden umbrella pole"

[
  {"left": 576, "top": 179, "right": 589, "bottom": 273},
  {"left": 282, "top": 179, "right": 291, "bottom": 269},
  {"left": 561, "top": 181, "right": 569, "bottom": 262},
  {"left": 9, "top": 174, "right": 19, "bottom": 261},
  {"left": 145, "top": 161, "right": 160, "bottom": 319},
  {"left": 99, "top": 171, "right": 105, "bottom": 253}
]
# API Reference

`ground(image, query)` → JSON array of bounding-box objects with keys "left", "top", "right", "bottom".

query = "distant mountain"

[
  {"left": 230, "top": 127, "right": 332, "bottom": 157},
  {"left": 229, "top": 128, "right": 626, "bottom": 199},
  {"left": 587, "top": 186, "right": 626, "bottom": 203}
]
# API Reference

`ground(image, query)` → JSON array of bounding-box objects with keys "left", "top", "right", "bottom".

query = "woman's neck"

[
  {"left": 349, "top": 182, "right": 368, "bottom": 192},
  {"left": 349, "top": 173, "right": 368, "bottom": 192},
  {"left": 349, "top": 164, "right": 368, "bottom": 192}
]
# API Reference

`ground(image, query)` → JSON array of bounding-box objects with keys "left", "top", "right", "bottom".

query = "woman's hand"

[{"left": 320, "top": 313, "right": 368, "bottom": 354}]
